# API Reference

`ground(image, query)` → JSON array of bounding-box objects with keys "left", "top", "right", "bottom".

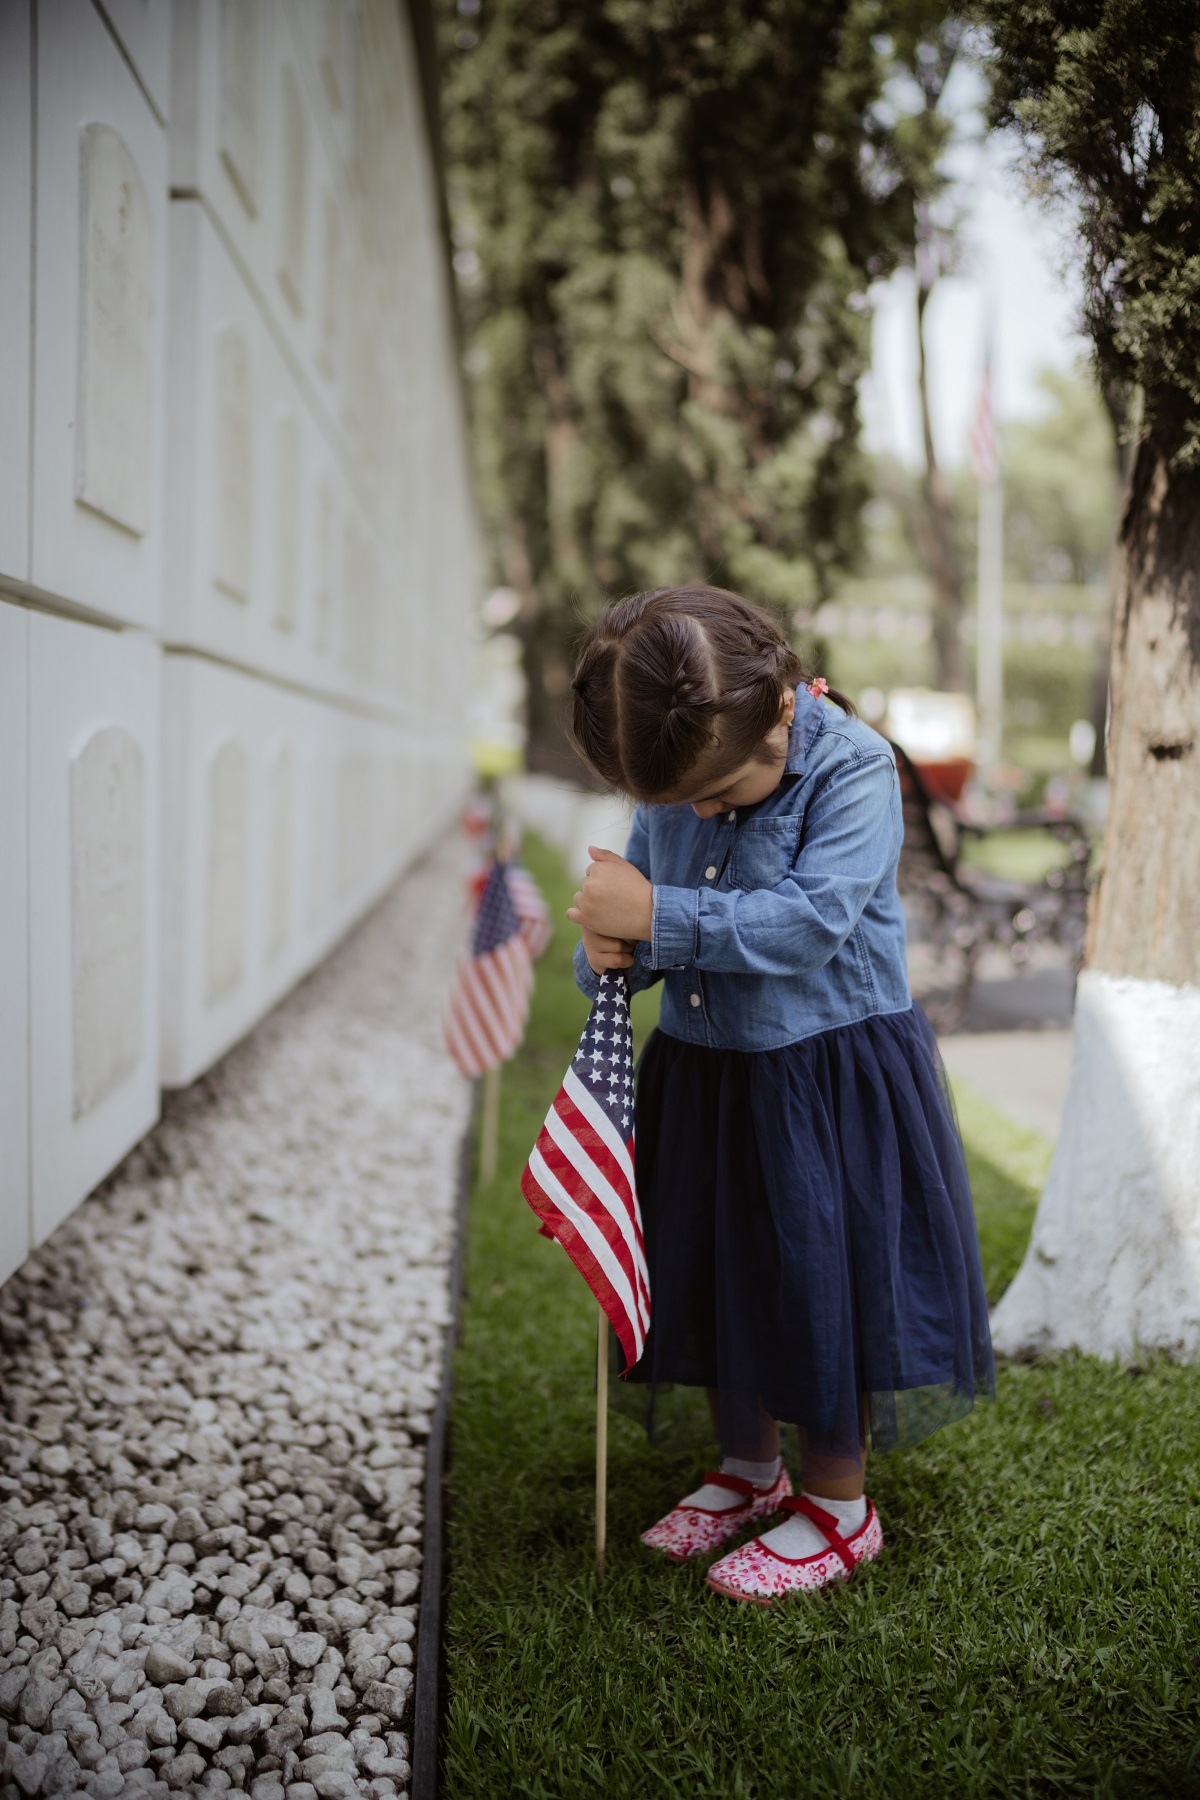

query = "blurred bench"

[{"left": 892, "top": 740, "right": 1092, "bottom": 1031}]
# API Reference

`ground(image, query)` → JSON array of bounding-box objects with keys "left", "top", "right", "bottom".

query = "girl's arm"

[
  {"left": 573, "top": 808, "right": 664, "bottom": 1000},
  {"left": 650, "top": 752, "right": 900, "bottom": 978}
]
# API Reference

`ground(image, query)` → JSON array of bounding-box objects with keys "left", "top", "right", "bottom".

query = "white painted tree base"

[{"left": 990, "top": 970, "right": 1200, "bottom": 1358}]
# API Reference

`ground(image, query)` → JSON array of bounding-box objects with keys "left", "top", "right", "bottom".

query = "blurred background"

[
  {"left": 450, "top": 7, "right": 1122, "bottom": 808},
  {"left": 448, "top": 2, "right": 1122, "bottom": 1088}
]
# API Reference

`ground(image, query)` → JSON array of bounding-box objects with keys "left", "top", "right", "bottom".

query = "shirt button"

[
  {"left": 705, "top": 865, "right": 717, "bottom": 880},
  {"left": 690, "top": 992, "right": 701, "bottom": 1008},
  {"left": 728, "top": 811, "right": 736, "bottom": 824}
]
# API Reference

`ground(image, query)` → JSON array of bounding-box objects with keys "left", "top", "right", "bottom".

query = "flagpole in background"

[
  {"left": 595, "top": 1307, "right": 609, "bottom": 1579},
  {"left": 971, "top": 321, "right": 1004, "bottom": 769}
]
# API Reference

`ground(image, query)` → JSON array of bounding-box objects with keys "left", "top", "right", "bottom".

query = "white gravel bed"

[{"left": 0, "top": 834, "right": 473, "bottom": 1800}]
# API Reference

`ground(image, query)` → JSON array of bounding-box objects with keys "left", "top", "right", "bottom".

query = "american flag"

[
  {"left": 465, "top": 860, "right": 552, "bottom": 960},
  {"left": 970, "top": 340, "right": 999, "bottom": 486},
  {"left": 521, "top": 972, "right": 650, "bottom": 1368},
  {"left": 506, "top": 865, "right": 553, "bottom": 959},
  {"left": 444, "top": 858, "right": 533, "bottom": 1079}
]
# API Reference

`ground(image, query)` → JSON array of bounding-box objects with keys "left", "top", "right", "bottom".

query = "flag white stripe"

[
  {"left": 452, "top": 976, "right": 500, "bottom": 1065},
  {"left": 527, "top": 1146, "right": 646, "bottom": 1359},
  {"left": 447, "top": 1000, "right": 490, "bottom": 1075},
  {"left": 554, "top": 1079, "right": 650, "bottom": 1313},
  {"left": 543, "top": 1101, "right": 650, "bottom": 1330},
  {"left": 563, "top": 1065, "right": 636, "bottom": 1192}
]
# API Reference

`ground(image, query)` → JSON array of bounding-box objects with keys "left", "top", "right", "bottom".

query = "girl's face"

[{"left": 664, "top": 689, "right": 795, "bottom": 818}]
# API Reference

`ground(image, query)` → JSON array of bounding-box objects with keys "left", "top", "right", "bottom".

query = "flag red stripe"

[
  {"left": 551, "top": 1090, "right": 649, "bottom": 1317},
  {"left": 521, "top": 1155, "right": 646, "bottom": 1366},
  {"left": 535, "top": 1121, "right": 642, "bottom": 1311}
]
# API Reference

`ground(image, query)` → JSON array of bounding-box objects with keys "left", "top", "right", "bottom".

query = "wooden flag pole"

[
  {"left": 595, "top": 1304, "right": 609, "bottom": 1580},
  {"left": 480, "top": 1064, "right": 501, "bottom": 1184}
]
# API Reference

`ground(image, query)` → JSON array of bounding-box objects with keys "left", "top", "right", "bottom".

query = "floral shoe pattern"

[
  {"left": 640, "top": 1467, "right": 793, "bottom": 1563},
  {"left": 705, "top": 1494, "right": 883, "bottom": 1603}
]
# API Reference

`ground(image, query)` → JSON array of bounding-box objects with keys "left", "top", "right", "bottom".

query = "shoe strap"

[
  {"left": 699, "top": 1469, "right": 756, "bottom": 1501},
  {"left": 779, "top": 1495, "right": 863, "bottom": 1574}
]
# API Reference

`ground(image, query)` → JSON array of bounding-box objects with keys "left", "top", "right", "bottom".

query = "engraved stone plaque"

[
  {"left": 340, "top": 514, "right": 376, "bottom": 679},
  {"left": 265, "top": 744, "right": 291, "bottom": 960},
  {"left": 71, "top": 725, "right": 145, "bottom": 1116},
  {"left": 76, "top": 125, "right": 155, "bottom": 536},
  {"left": 318, "top": 0, "right": 344, "bottom": 112},
  {"left": 214, "top": 325, "right": 253, "bottom": 601},
  {"left": 273, "top": 413, "right": 300, "bottom": 632},
  {"left": 219, "top": 0, "right": 262, "bottom": 218},
  {"left": 206, "top": 738, "right": 248, "bottom": 1003},
  {"left": 314, "top": 473, "right": 336, "bottom": 652},
  {"left": 317, "top": 192, "right": 341, "bottom": 380},
  {"left": 278, "top": 64, "right": 308, "bottom": 317}
]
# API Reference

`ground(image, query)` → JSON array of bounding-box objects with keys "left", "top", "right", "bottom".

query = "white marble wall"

[
  {"left": 1, "top": 0, "right": 481, "bottom": 1273},
  {"left": 0, "top": 606, "right": 31, "bottom": 1288},
  {"left": 27, "top": 612, "right": 162, "bottom": 1248}
]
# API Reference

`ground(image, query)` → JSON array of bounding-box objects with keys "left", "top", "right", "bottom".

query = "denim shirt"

[{"left": 572, "top": 685, "right": 912, "bottom": 1051}]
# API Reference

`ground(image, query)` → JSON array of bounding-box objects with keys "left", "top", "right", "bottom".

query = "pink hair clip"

[{"left": 807, "top": 676, "right": 829, "bottom": 699}]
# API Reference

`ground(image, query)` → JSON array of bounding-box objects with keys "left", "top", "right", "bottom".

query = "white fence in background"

[{"left": 0, "top": 0, "right": 480, "bottom": 1283}]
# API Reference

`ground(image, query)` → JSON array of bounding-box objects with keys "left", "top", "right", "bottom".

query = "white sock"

[
  {"left": 757, "top": 1489, "right": 867, "bottom": 1559},
  {"left": 679, "top": 1454, "right": 782, "bottom": 1513}
]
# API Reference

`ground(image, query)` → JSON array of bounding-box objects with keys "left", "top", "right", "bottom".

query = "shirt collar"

[{"left": 785, "top": 683, "right": 827, "bottom": 773}]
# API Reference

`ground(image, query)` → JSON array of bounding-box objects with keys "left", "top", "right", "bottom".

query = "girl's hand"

[
  {"left": 566, "top": 846, "right": 654, "bottom": 944},
  {"left": 579, "top": 926, "right": 635, "bottom": 975}
]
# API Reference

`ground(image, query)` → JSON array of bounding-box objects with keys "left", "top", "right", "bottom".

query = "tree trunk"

[
  {"left": 914, "top": 261, "right": 966, "bottom": 692},
  {"left": 991, "top": 440, "right": 1200, "bottom": 1357}
]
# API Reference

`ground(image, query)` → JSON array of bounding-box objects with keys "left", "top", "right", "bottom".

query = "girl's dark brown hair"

[{"left": 570, "top": 585, "right": 853, "bottom": 801}]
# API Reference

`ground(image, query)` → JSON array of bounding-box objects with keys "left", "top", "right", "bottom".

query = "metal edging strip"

[{"left": 410, "top": 1082, "right": 478, "bottom": 1799}]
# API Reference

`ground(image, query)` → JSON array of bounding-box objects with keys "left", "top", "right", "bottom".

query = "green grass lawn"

[{"left": 442, "top": 835, "right": 1200, "bottom": 1799}]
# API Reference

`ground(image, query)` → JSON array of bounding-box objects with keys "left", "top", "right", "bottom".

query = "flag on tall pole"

[
  {"left": 971, "top": 325, "right": 1004, "bottom": 767},
  {"left": 521, "top": 971, "right": 650, "bottom": 1370},
  {"left": 444, "top": 858, "right": 533, "bottom": 1080}
]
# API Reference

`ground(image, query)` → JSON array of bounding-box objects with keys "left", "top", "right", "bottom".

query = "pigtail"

[{"left": 570, "top": 584, "right": 851, "bottom": 801}]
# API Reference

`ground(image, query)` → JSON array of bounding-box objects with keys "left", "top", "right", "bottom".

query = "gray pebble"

[{"left": 143, "top": 1644, "right": 192, "bottom": 1687}]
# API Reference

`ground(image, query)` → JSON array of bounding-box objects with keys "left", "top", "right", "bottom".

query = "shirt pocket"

[{"left": 728, "top": 814, "right": 803, "bottom": 893}]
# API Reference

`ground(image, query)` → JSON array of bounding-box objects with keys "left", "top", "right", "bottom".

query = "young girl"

[{"left": 565, "top": 585, "right": 993, "bottom": 1603}]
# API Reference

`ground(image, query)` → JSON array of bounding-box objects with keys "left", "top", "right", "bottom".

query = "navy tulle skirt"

[{"left": 624, "top": 1005, "right": 994, "bottom": 1463}]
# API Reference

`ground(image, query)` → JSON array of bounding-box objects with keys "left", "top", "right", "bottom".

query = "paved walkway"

[
  {"left": 0, "top": 834, "right": 472, "bottom": 1799},
  {"left": 937, "top": 948, "right": 1075, "bottom": 1142},
  {"left": 937, "top": 1029, "right": 1073, "bottom": 1142}
]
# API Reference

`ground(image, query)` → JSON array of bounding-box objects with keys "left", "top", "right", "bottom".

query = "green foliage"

[
  {"left": 1001, "top": 367, "right": 1120, "bottom": 586},
  {"left": 444, "top": 835, "right": 1200, "bottom": 1799},
  {"left": 980, "top": 0, "right": 1200, "bottom": 468},
  {"left": 440, "top": 1, "right": 930, "bottom": 745}
]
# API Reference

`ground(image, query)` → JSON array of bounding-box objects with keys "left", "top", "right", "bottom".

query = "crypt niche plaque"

[
  {"left": 273, "top": 413, "right": 300, "bottom": 632},
  {"left": 277, "top": 64, "right": 308, "bottom": 318},
  {"left": 76, "top": 125, "right": 156, "bottom": 536},
  {"left": 71, "top": 725, "right": 145, "bottom": 1116},
  {"left": 214, "top": 325, "right": 254, "bottom": 602},
  {"left": 219, "top": 0, "right": 262, "bottom": 218},
  {"left": 206, "top": 737, "right": 248, "bottom": 1004},
  {"left": 313, "top": 473, "right": 337, "bottom": 652}
]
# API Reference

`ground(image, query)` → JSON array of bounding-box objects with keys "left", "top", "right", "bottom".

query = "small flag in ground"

[
  {"left": 506, "top": 864, "right": 552, "bottom": 959},
  {"left": 444, "top": 858, "right": 533, "bottom": 1079},
  {"left": 521, "top": 971, "right": 650, "bottom": 1369}
]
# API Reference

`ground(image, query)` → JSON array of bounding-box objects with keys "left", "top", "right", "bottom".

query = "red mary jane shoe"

[
  {"left": 640, "top": 1467, "right": 793, "bottom": 1564},
  {"left": 705, "top": 1494, "right": 883, "bottom": 1603}
]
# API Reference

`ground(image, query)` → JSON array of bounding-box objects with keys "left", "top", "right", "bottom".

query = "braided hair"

[{"left": 570, "top": 586, "right": 852, "bottom": 801}]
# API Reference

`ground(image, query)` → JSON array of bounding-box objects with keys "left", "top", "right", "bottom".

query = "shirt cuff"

[
  {"left": 651, "top": 884, "right": 699, "bottom": 969},
  {"left": 572, "top": 939, "right": 603, "bottom": 999}
]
